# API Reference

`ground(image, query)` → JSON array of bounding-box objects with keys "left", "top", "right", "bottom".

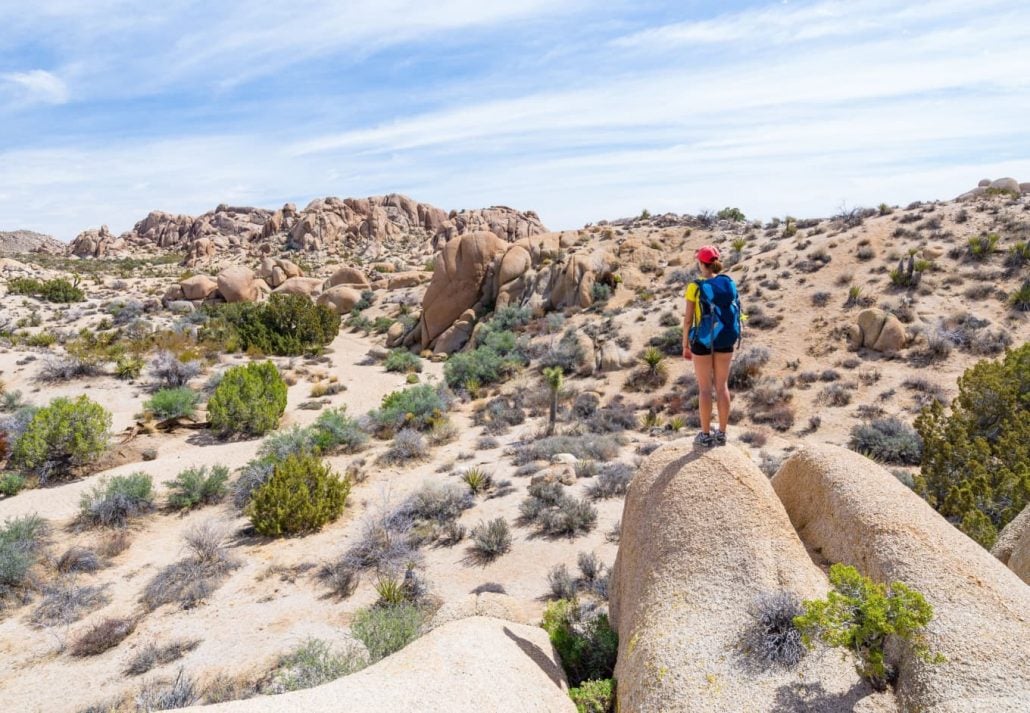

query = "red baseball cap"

[{"left": 696, "top": 245, "right": 721, "bottom": 264}]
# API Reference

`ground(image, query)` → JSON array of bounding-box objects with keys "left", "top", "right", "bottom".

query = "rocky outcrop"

[
  {"left": 217, "top": 266, "right": 259, "bottom": 303},
  {"left": 773, "top": 444, "right": 1030, "bottom": 713},
  {"left": 69, "top": 225, "right": 122, "bottom": 258},
  {"left": 257, "top": 258, "right": 303, "bottom": 288},
  {"left": 326, "top": 265, "right": 370, "bottom": 289},
  {"left": 187, "top": 616, "right": 573, "bottom": 713},
  {"left": 433, "top": 205, "right": 547, "bottom": 247},
  {"left": 848, "top": 308, "right": 906, "bottom": 353},
  {"left": 956, "top": 177, "right": 1030, "bottom": 200},
  {"left": 180, "top": 275, "right": 218, "bottom": 301},
  {"left": 316, "top": 285, "right": 362, "bottom": 314},
  {"left": 274, "top": 277, "right": 324, "bottom": 298},
  {"left": 610, "top": 444, "right": 890, "bottom": 713},
  {"left": 0, "top": 230, "right": 64, "bottom": 255},
  {"left": 992, "top": 505, "right": 1030, "bottom": 584}
]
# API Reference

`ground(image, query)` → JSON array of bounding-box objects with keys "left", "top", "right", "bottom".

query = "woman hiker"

[{"left": 682, "top": 245, "right": 743, "bottom": 448}]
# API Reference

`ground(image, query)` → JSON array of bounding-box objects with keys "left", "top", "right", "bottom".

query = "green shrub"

[
  {"left": 0, "top": 472, "right": 25, "bottom": 497},
  {"left": 541, "top": 599, "right": 618, "bottom": 687},
  {"left": 443, "top": 325, "right": 528, "bottom": 390},
  {"left": 351, "top": 602, "right": 424, "bottom": 662},
  {"left": 11, "top": 395, "right": 111, "bottom": 483},
  {"left": 78, "top": 473, "right": 155, "bottom": 528},
  {"left": 311, "top": 407, "right": 368, "bottom": 453},
  {"left": 144, "top": 387, "right": 200, "bottom": 420},
  {"left": 383, "top": 349, "right": 422, "bottom": 374},
  {"left": 648, "top": 326, "right": 683, "bottom": 355},
  {"left": 570, "top": 679, "right": 615, "bottom": 713},
  {"left": 208, "top": 361, "right": 287, "bottom": 437},
  {"left": 265, "top": 638, "right": 368, "bottom": 693},
  {"left": 1009, "top": 280, "right": 1030, "bottom": 312},
  {"left": 0, "top": 514, "right": 48, "bottom": 592},
  {"left": 848, "top": 418, "right": 922, "bottom": 465},
  {"left": 167, "top": 465, "right": 229, "bottom": 510},
  {"left": 967, "top": 233, "right": 999, "bottom": 260},
  {"left": 717, "top": 206, "right": 746, "bottom": 222},
  {"left": 7, "top": 277, "right": 85, "bottom": 303},
  {"left": 794, "top": 563, "right": 940, "bottom": 690},
  {"left": 115, "top": 355, "right": 144, "bottom": 380},
  {"left": 490, "top": 305, "right": 532, "bottom": 331},
  {"left": 247, "top": 453, "right": 349, "bottom": 537},
  {"left": 915, "top": 344, "right": 1029, "bottom": 548},
  {"left": 203, "top": 294, "right": 340, "bottom": 355},
  {"left": 369, "top": 384, "right": 450, "bottom": 436},
  {"left": 469, "top": 518, "right": 512, "bottom": 560}
]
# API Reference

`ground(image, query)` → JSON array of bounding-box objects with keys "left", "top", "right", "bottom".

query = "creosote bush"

[
  {"left": 10, "top": 395, "right": 110, "bottom": 483},
  {"left": 208, "top": 361, "right": 287, "bottom": 438},
  {"left": 795, "top": 563, "right": 940, "bottom": 690},
  {"left": 915, "top": 344, "right": 1029, "bottom": 548},
  {"left": 6, "top": 276, "right": 85, "bottom": 302},
  {"left": 369, "top": 384, "right": 451, "bottom": 437},
  {"left": 247, "top": 453, "right": 349, "bottom": 537}
]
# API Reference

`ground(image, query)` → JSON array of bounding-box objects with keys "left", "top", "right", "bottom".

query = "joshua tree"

[{"left": 543, "top": 367, "right": 564, "bottom": 436}]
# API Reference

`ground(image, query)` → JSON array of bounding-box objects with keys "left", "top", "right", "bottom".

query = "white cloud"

[{"left": 2, "top": 70, "right": 69, "bottom": 105}]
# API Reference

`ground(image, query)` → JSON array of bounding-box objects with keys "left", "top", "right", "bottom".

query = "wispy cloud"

[{"left": 1, "top": 70, "right": 69, "bottom": 105}]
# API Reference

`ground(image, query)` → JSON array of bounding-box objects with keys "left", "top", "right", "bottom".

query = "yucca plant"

[
  {"left": 461, "top": 466, "right": 492, "bottom": 495},
  {"left": 642, "top": 410, "right": 662, "bottom": 430},
  {"left": 731, "top": 237, "right": 748, "bottom": 253},
  {"left": 1009, "top": 280, "right": 1030, "bottom": 312},
  {"left": 668, "top": 415, "right": 686, "bottom": 432},
  {"left": 845, "top": 285, "right": 863, "bottom": 306},
  {"left": 641, "top": 347, "right": 665, "bottom": 376},
  {"left": 967, "top": 233, "right": 999, "bottom": 261},
  {"left": 374, "top": 575, "right": 407, "bottom": 606}
]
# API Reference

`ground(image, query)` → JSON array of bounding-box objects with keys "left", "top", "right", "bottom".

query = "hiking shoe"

[
  {"left": 694, "top": 431, "right": 715, "bottom": 448},
  {"left": 714, "top": 430, "right": 727, "bottom": 446}
]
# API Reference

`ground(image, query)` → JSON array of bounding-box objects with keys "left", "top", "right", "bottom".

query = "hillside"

[
  {"left": 0, "top": 230, "right": 64, "bottom": 255},
  {"left": 0, "top": 180, "right": 1028, "bottom": 712}
]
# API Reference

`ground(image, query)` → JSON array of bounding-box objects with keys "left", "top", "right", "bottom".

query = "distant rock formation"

[
  {"left": 0, "top": 229, "right": 65, "bottom": 255},
  {"left": 773, "top": 444, "right": 1030, "bottom": 713},
  {"left": 609, "top": 443, "right": 892, "bottom": 713},
  {"left": 68, "top": 194, "right": 546, "bottom": 267},
  {"left": 955, "top": 177, "right": 1030, "bottom": 201},
  {"left": 185, "top": 616, "right": 574, "bottom": 713}
]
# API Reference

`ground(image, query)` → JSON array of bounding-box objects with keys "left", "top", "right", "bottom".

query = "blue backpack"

[{"left": 689, "top": 275, "right": 742, "bottom": 350}]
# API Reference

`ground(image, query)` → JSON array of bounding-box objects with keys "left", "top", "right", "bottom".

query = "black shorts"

[{"left": 690, "top": 344, "right": 734, "bottom": 356}]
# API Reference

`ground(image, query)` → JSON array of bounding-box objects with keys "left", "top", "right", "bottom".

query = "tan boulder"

[
  {"left": 773, "top": 445, "right": 1030, "bottom": 712},
  {"left": 161, "top": 284, "right": 185, "bottom": 304},
  {"left": 597, "top": 342, "right": 631, "bottom": 372},
  {"left": 430, "top": 593, "right": 534, "bottom": 629},
  {"left": 530, "top": 465, "right": 576, "bottom": 487},
  {"left": 433, "top": 309, "right": 476, "bottom": 354},
  {"left": 189, "top": 617, "right": 573, "bottom": 713},
  {"left": 388, "top": 271, "right": 429, "bottom": 290},
  {"left": 326, "top": 265, "right": 370, "bottom": 289},
  {"left": 990, "top": 177, "right": 1020, "bottom": 193},
  {"left": 180, "top": 275, "right": 218, "bottom": 301},
  {"left": 419, "top": 231, "right": 509, "bottom": 349},
  {"left": 274, "top": 277, "right": 324, "bottom": 298},
  {"left": 372, "top": 262, "right": 396, "bottom": 273},
  {"left": 850, "top": 308, "right": 906, "bottom": 353},
  {"left": 258, "top": 258, "right": 303, "bottom": 288},
  {"left": 611, "top": 444, "right": 890, "bottom": 713},
  {"left": 216, "top": 266, "right": 258, "bottom": 303},
  {"left": 385, "top": 321, "right": 407, "bottom": 348},
  {"left": 316, "top": 285, "right": 362, "bottom": 314},
  {"left": 991, "top": 505, "right": 1030, "bottom": 584}
]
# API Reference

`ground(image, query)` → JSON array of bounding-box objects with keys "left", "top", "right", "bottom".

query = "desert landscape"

[{"left": 0, "top": 179, "right": 1028, "bottom": 713}]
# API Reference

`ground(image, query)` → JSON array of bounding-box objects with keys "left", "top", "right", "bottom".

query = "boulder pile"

[
  {"left": 956, "top": 177, "right": 1030, "bottom": 201},
  {"left": 773, "top": 444, "right": 1030, "bottom": 712},
  {"left": 991, "top": 505, "right": 1030, "bottom": 584},
  {"left": 848, "top": 308, "right": 906, "bottom": 354}
]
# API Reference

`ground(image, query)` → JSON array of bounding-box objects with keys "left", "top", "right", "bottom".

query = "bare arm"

[{"left": 683, "top": 298, "right": 694, "bottom": 359}]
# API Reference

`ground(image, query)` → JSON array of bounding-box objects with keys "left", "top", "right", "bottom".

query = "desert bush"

[
  {"left": 0, "top": 515, "right": 48, "bottom": 595},
  {"left": 115, "top": 355, "right": 145, "bottom": 380},
  {"left": 717, "top": 206, "right": 745, "bottom": 222},
  {"left": 248, "top": 453, "right": 349, "bottom": 537},
  {"left": 490, "top": 305, "right": 532, "bottom": 331},
  {"left": 7, "top": 276, "right": 85, "bottom": 303},
  {"left": 795, "top": 563, "right": 939, "bottom": 690},
  {"left": 142, "top": 522, "right": 239, "bottom": 610},
  {"left": 443, "top": 326, "right": 528, "bottom": 390},
  {"left": 37, "top": 355, "right": 102, "bottom": 383},
  {"left": 125, "top": 639, "right": 201, "bottom": 676},
  {"left": 383, "top": 349, "right": 421, "bottom": 374},
  {"left": 149, "top": 350, "right": 202, "bottom": 389},
  {"left": 145, "top": 387, "right": 200, "bottom": 420},
  {"left": 319, "top": 560, "right": 360, "bottom": 598},
  {"left": 473, "top": 392, "right": 526, "bottom": 434},
  {"left": 406, "top": 481, "right": 473, "bottom": 524},
  {"left": 469, "top": 518, "right": 511, "bottom": 560},
  {"left": 1010, "top": 280, "right": 1030, "bottom": 311},
  {"left": 539, "top": 331, "right": 588, "bottom": 374},
  {"left": 542, "top": 599, "right": 618, "bottom": 687},
  {"left": 586, "top": 398, "right": 638, "bottom": 433},
  {"left": 848, "top": 418, "right": 922, "bottom": 465},
  {"left": 204, "top": 294, "right": 340, "bottom": 355},
  {"left": 350, "top": 602, "right": 424, "bottom": 662},
  {"left": 514, "top": 434, "right": 619, "bottom": 465},
  {"left": 648, "top": 326, "right": 683, "bottom": 356},
  {"left": 311, "top": 407, "right": 367, "bottom": 453},
  {"left": 79, "top": 473, "right": 154, "bottom": 528},
  {"left": 56, "top": 546, "right": 103, "bottom": 574},
  {"left": 819, "top": 383, "right": 852, "bottom": 407},
  {"left": 728, "top": 347, "right": 770, "bottom": 390},
  {"left": 368, "top": 384, "right": 450, "bottom": 437},
  {"left": 382, "top": 428, "right": 428, "bottom": 463},
  {"left": 134, "top": 668, "right": 198, "bottom": 710},
  {"left": 0, "top": 472, "right": 25, "bottom": 497},
  {"left": 31, "top": 580, "right": 111, "bottom": 628},
  {"left": 208, "top": 361, "right": 287, "bottom": 438},
  {"left": 520, "top": 481, "right": 597, "bottom": 536},
  {"left": 264, "top": 638, "right": 368, "bottom": 693},
  {"left": 167, "top": 465, "right": 229, "bottom": 510},
  {"left": 569, "top": 678, "right": 615, "bottom": 713},
  {"left": 966, "top": 233, "right": 999, "bottom": 261},
  {"left": 586, "top": 463, "right": 634, "bottom": 500},
  {"left": 548, "top": 563, "right": 578, "bottom": 600},
  {"left": 11, "top": 395, "right": 109, "bottom": 484},
  {"left": 811, "top": 291, "right": 831, "bottom": 307},
  {"left": 915, "top": 344, "right": 1029, "bottom": 548},
  {"left": 740, "top": 591, "right": 806, "bottom": 669},
  {"left": 71, "top": 616, "right": 136, "bottom": 656}
]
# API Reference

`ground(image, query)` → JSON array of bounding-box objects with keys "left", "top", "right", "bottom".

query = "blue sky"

[{"left": 1, "top": 0, "right": 1029, "bottom": 240}]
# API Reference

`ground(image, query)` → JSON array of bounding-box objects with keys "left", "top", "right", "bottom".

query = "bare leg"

[
  {"left": 692, "top": 353, "right": 714, "bottom": 433},
  {"left": 713, "top": 352, "right": 733, "bottom": 432}
]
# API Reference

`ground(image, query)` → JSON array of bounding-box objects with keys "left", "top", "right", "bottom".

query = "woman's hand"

[{"left": 682, "top": 343, "right": 692, "bottom": 361}]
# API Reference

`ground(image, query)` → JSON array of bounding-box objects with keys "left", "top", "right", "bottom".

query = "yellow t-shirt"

[{"left": 684, "top": 282, "right": 702, "bottom": 328}]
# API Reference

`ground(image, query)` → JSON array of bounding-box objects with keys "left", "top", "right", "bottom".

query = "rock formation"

[
  {"left": 186, "top": 616, "right": 574, "bottom": 713},
  {"left": 991, "top": 505, "right": 1030, "bottom": 584},
  {"left": 69, "top": 225, "right": 122, "bottom": 258},
  {"left": 956, "top": 177, "right": 1030, "bottom": 201},
  {"left": 773, "top": 444, "right": 1030, "bottom": 713},
  {"left": 848, "top": 308, "right": 906, "bottom": 353},
  {"left": 610, "top": 443, "right": 891, "bottom": 713},
  {"left": 0, "top": 229, "right": 64, "bottom": 255}
]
